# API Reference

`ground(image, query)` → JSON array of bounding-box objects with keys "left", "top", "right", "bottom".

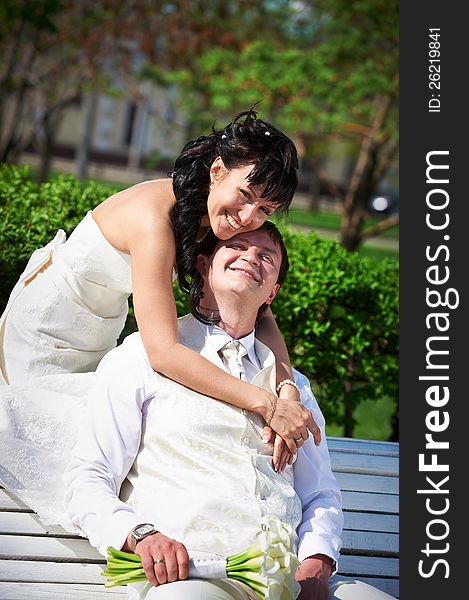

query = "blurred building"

[{"left": 27, "top": 82, "right": 188, "bottom": 180}]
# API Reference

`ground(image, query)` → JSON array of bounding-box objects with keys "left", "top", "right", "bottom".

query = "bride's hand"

[
  {"left": 268, "top": 394, "right": 320, "bottom": 456},
  {"left": 262, "top": 426, "right": 295, "bottom": 474},
  {"left": 277, "top": 381, "right": 321, "bottom": 446}
]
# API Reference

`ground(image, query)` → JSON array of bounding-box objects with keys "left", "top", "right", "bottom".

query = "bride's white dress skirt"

[{"left": 0, "top": 211, "right": 132, "bottom": 531}]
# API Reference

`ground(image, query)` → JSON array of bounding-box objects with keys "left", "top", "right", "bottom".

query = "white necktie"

[{"left": 220, "top": 340, "right": 248, "bottom": 381}]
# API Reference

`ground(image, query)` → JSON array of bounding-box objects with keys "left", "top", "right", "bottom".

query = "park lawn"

[{"left": 287, "top": 207, "right": 399, "bottom": 238}]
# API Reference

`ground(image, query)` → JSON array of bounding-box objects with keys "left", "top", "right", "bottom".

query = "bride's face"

[{"left": 206, "top": 158, "right": 277, "bottom": 240}]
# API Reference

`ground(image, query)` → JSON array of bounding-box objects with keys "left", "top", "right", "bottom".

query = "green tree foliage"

[
  {"left": 273, "top": 226, "right": 398, "bottom": 436},
  {"left": 0, "top": 0, "right": 290, "bottom": 173},
  {"left": 0, "top": 165, "right": 398, "bottom": 436},
  {"left": 166, "top": 0, "right": 399, "bottom": 251}
]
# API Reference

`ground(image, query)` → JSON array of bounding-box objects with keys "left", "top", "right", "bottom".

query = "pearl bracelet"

[{"left": 276, "top": 378, "right": 300, "bottom": 395}]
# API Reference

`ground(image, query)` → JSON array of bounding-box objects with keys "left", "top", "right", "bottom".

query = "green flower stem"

[{"left": 108, "top": 547, "right": 142, "bottom": 562}]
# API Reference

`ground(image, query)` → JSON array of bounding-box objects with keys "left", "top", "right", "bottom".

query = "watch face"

[{"left": 135, "top": 524, "right": 154, "bottom": 537}]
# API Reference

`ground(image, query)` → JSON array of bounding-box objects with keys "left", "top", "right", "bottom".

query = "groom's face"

[{"left": 199, "top": 229, "right": 281, "bottom": 310}]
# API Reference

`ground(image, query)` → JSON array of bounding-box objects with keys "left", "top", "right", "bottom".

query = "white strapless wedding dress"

[{"left": 0, "top": 211, "right": 133, "bottom": 532}]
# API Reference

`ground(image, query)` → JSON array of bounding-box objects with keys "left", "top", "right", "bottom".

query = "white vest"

[{"left": 121, "top": 315, "right": 302, "bottom": 556}]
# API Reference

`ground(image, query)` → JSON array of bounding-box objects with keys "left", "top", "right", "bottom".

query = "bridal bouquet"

[{"left": 102, "top": 515, "right": 301, "bottom": 599}]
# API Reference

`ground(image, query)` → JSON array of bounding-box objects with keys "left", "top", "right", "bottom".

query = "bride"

[{"left": 0, "top": 109, "right": 319, "bottom": 530}]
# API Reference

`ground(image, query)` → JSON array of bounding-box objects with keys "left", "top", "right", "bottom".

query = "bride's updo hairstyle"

[{"left": 171, "top": 107, "right": 299, "bottom": 295}]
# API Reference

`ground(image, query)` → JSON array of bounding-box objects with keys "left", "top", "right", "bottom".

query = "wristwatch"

[{"left": 129, "top": 523, "right": 159, "bottom": 551}]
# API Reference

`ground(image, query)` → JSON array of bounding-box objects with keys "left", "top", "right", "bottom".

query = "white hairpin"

[
  {"left": 221, "top": 134, "right": 227, "bottom": 139},
  {"left": 265, "top": 131, "right": 271, "bottom": 136}
]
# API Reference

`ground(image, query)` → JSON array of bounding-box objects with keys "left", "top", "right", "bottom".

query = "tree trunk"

[
  {"left": 0, "top": 28, "right": 40, "bottom": 163},
  {"left": 76, "top": 92, "right": 99, "bottom": 180},
  {"left": 340, "top": 206, "right": 366, "bottom": 251},
  {"left": 389, "top": 406, "right": 399, "bottom": 442},
  {"left": 36, "top": 110, "right": 61, "bottom": 183},
  {"left": 0, "top": 81, "right": 29, "bottom": 162},
  {"left": 343, "top": 394, "right": 354, "bottom": 438},
  {"left": 36, "top": 134, "right": 53, "bottom": 183},
  {"left": 307, "top": 170, "right": 321, "bottom": 213},
  {"left": 339, "top": 95, "right": 393, "bottom": 251}
]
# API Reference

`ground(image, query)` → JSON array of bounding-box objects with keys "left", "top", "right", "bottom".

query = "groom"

[{"left": 64, "top": 223, "right": 390, "bottom": 599}]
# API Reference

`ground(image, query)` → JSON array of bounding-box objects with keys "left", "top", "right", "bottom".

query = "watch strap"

[{"left": 130, "top": 524, "right": 159, "bottom": 551}]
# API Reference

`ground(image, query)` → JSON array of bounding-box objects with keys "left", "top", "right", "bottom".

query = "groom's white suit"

[
  {"left": 64, "top": 226, "right": 395, "bottom": 600},
  {"left": 65, "top": 315, "right": 342, "bottom": 564}
]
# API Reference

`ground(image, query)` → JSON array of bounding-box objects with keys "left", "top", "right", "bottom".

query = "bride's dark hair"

[{"left": 171, "top": 107, "right": 298, "bottom": 295}]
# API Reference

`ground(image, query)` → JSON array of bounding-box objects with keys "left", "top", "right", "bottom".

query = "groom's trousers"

[{"left": 128, "top": 576, "right": 397, "bottom": 599}]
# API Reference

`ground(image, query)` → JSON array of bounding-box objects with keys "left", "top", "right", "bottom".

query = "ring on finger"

[
  {"left": 155, "top": 558, "right": 165, "bottom": 564},
  {"left": 293, "top": 435, "right": 303, "bottom": 443}
]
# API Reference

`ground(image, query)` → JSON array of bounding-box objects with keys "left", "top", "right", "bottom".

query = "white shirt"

[
  {"left": 64, "top": 322, "right": 343, "bottom": 568},
  {"left": 200, "top": 322, "right": 260, "bottom": 382}
]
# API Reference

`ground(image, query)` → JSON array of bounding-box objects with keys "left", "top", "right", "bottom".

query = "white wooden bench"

[
  {"left": 327, "top": 437, "right": 399, "bottom": 598},
  {"left": 0, "top": 436, "right": 399, "bottom": 599}
]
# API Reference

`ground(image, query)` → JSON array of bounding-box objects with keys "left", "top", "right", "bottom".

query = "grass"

[
  {"left": 285, "top": 207, "right": 399, "bottom": 238},
  {"left": 277, "top": 206, "right": 399, "bottom": 263}
]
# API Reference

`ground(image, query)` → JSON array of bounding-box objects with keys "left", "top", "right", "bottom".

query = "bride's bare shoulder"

[
  {"left": 92, "top": 178, "right": 176, "bottom": 250},
  {"left": 100, "top": 178, "right": 173, "bottom": 207}
]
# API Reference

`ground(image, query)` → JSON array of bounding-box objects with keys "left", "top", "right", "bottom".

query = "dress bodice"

[
  {"left": 55, "top": 211, "right": 132, "bottom": 294},
  {"left": 1, "top": 211, "right": 133, "bottom": 382}
]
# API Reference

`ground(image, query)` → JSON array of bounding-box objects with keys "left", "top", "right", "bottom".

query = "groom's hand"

[
  {"left": 126, "top": 531, "right": 190, "bottom": 587},
  {"left": 295, "top": 554, "right": 333, "bottom": 600}
]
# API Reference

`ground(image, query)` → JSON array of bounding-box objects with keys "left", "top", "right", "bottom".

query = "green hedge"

[
  {"left": 273, "top": 228, "right": 398, "bottom": 435},
  {"left": 0, "top": 164, "right": 398, "bottom": 435}
]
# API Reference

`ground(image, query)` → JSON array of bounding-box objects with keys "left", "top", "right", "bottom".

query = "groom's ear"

[
  {"left": 195, "top": 253, "right": 208, "bottom": 277},
  {"left": 264, "top": 283, "right": 280, "bottom": 306}
]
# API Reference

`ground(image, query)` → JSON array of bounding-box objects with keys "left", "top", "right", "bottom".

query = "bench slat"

[
  {"left": 334, "top": 472, "right": 398, "bottom": 494},
  {"left": 0, "top": 582, "right": 126, "bottom": 599},
  {"left": 327, "top": 437, "right": 399, "bottom": 457},
  {"left": 343, "top": 511, "right": 398, "bottom": 534},
  {"left": 341, "top": 530, "right": 398, "bottom": 556},
  {"left": 338, "top": 555, "right": 398, "bottom": 577},
  {"left": 0, "top": 560, "right": 105, "bottom": 584},
  {"left": 0, "top": 490, "right": 32, "bottom": 513},
  {"left": 0, "top": 535, "right": 104, "bottom": 562},
  {"left": 330, "top": 452, "right": 398, "bottom": 477},
  {"left": 2, "top": 486, "right": 399, "bottom": 517},
  {"left": 0, "top": 568, "right": 399, "bottom": 599},
  {"left": 0, "top": 513, "right": 82, "bottom": 537},
  {"left": 341, "top": 490, "right": 398, "bottom": 514}
]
